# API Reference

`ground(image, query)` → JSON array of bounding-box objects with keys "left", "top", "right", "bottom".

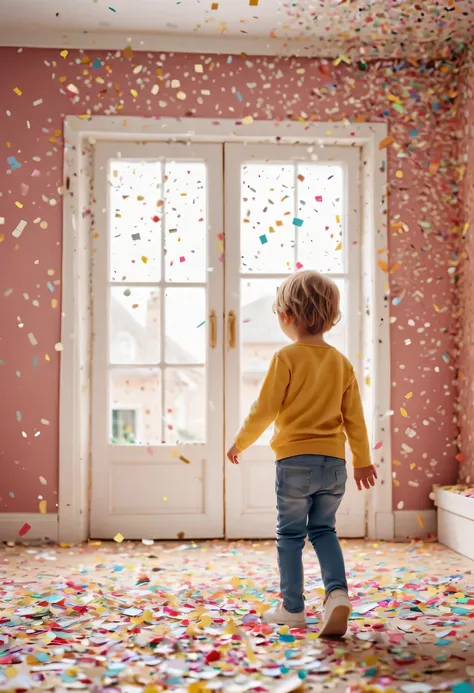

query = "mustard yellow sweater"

[{"left": 235, "top": 343, "right": 371, "bottom": 468}]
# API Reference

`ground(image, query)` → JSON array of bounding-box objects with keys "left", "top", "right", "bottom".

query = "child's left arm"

[{"left": 227, "top": 354, "right": 289, "bottom": 464}]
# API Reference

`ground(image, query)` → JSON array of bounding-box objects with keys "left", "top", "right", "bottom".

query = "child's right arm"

[{"left": 341, "top": 374, "right": 377, "bottom": 490}]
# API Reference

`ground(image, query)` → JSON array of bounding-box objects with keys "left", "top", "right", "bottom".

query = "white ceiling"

[{"left": 0, "top": 0, "right": 472, "bottom": 58}]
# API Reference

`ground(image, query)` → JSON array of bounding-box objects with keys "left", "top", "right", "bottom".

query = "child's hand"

[
  {"left": 226, "top": 444, "right": 241, "bottom": 465},
  {"left": 354, "top": 465, "right": 377, "bottom": 490}
]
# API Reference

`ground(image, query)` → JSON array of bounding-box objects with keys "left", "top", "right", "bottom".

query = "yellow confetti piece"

[
  {"left": 180, "top": 455, "right": 191, "bottom": 464},
  {"left": 393, "top": 459, "right": 401, "bottom": 466},
  {"left": 400, "top": 407, "right": 408, "bottom": 417},
  {"left": 177, "top": 91, "right": 187, "bottom": 100},
  {"left": 244, "top": 636, "right": 258, "bottom": 664},
  {"left": 211, "top": 1, "right": 218, "bottom": 8},
  {"left": 377, "top": 259, "right": 389, "bottom": 273},
  {"left": 378, "top": 135, "right": 395, "bottom": 150},
  {"left": 390, "top": 261, "right": 402, "bottom": 274},
  {"left": 405, "top": 392, "right": 413, "bottom": 399},
  {"left": 60, "top": 49, "right": 68, "bottom": 58},
  {"left": 418, "top": 514, "right": 424, "bottom": 528},
  {"left": 249, "top": 0, "right": 258, "bottom": 5},
  {"left": 335, "top": 214, "right": 341, "bottom": 224},
  {"left": 130, "top": 89, "right": 138, "bottom": 98},
  {"left": 141, "top": 256, "right": 148, "bottom": 264},
  {"left": 163, "top": 496, "right": 168, "bottom": 502},
  {"left": 5, "top": 666, "right": 17, "bottom": 679},
  {"left": 13, "top": 87, "right": 22, "bottom": 96},
  {"left": 335, "top": 241, "right": 342, "bottom": 251},
  {"left": 395, "top": 170, "right": 403, "bottom": 179},
  {"left": 39, "top": 499, "right": 47, "bottom": 514},
  {"left": 242, "top": 115, "right": 254, "bottom": 125},
  {"left": 15, "top": 201, "right": 23, "bottom": 208},
  {"left": 198, "top": 614, "right": 212, "bottom": 628},
  {"left": 433, "top": 304, "right": 440, "bottom": 312},
  {"left": 114, "top": 533, "right": 124, "bottom": 543}
]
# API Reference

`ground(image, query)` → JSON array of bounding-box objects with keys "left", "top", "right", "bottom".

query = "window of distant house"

[
  {"left": 114, "top": 332, "right": 136, "bottom": 362},
  {"left": 112, "top": 409, "right": 138, "bottom": 444}
]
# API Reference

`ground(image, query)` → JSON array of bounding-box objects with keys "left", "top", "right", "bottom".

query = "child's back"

[{"left": 227, "top": 270, "right": 377, "bottom": 636}]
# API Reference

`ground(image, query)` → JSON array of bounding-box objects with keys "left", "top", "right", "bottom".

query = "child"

[{"left": 226, "top": 270, "right": 377, "bottom": 636}]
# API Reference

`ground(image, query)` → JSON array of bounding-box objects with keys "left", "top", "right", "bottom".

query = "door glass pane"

[
  {"left": 240, "top": 163, "right": 295, "bottom": 273},
  {"left": 109, "top": 160, "right": 162, "bottom": 282},
  {"left": 164, "top": 367, "right": 206, "bottom": 443},
  {"left": 110, "top": 286, "right": 160, "bottom": 364},
  {"left": 325, "top": 279, "right": 346, "bottom": 354},
  {"left": 164, "top": 161, "right": 207, "bottom": 282},
  {"left": 240, "top": 278, "right": 290, "bottom": 441},
  {"left": 296, "top": 164, "right": 344, "bottom": 273},
  {"left": 110, "top": 368, "right": 162, "bottom": 445},
  {"left": 165, "top": 288, "right": 206, "bottom": 364}
]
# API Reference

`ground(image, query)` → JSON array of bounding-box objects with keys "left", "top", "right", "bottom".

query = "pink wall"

[
  {"left": 0, "top": 47, "right": 462, "bottom": 514},
  {"left": 458, "top": 55, "right": 474, "bottom": 485}
]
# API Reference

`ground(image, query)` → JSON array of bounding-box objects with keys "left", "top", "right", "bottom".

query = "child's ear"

[{"left": 279, "top": 311, "right": 292, "bottom": 325}]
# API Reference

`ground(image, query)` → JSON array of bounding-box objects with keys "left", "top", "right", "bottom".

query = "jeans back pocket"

[{"left": 279, "top": 466, "right": 312, "bottom": 498}]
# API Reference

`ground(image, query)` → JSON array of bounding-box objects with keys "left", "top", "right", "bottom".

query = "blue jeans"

[{"left": 275, "top": 454, "right": 348, "bottom": 613}]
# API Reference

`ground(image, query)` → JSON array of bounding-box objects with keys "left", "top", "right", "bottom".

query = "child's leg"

[
  {"left": 307, "top": 460, "right": 348, "bottom": 595},
  {"left": 275, "top": 462, "right": 311, "bottom": 613}
]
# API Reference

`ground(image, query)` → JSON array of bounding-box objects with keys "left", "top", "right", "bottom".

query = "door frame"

[{"left": 59, "top": 115, "right": 390, "bottom": 543}]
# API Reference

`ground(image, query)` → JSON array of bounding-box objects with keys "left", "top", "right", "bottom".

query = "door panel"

[
  {"left": 90, "top": 141, "right": 224, "bottom": 540},
  {"left": 224, "top": 143, "right": 364, "bottom": 539}
]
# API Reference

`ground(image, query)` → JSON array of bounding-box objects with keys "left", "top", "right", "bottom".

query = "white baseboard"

[
  {"left": 435, "top": 487, "right": 474, "bottom": 560},
  {"left": 0, "top": 514, "right": 58, "bottom": 543},
  {"left": 393, "top": 510, "right": 437, "bottom": 538}
]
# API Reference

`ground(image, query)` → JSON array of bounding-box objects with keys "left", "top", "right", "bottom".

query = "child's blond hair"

[{"left": 274, "top": 270, "right": 340, "bottom": 335}]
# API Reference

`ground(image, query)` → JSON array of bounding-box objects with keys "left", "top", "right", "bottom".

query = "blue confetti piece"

[
  {"left": 227, "top": 56, "right": 233, "bottom": 64},
  {"left": 109, "top": 6, "right": 116, "bottom": 11},
  {"left": 453, "top": 683, "right": 474, "bottom": 693},
  {"left": 7, "top": 156, "right": 21, "bottom": 170},
  {"left": 409, "top": 128, "right": 419, "bottom": 139},
  {"left": 33, "top": 356, "right": 37, "bottom": 369},
  {"left": 92, "top": 58, "right": 102, "bottom": 68},
  {"left": 259, "top": 234, "right": 268, "bottom": 245},
  {"left": 47, "top": 282, "right": 55, "bottom": 292},
  {"left": 236, "top": 91, "right": 243, "bottom": 102},
  {"left": 292, "top": 217, "right": 304, "bottom": 227},
  {"left": 196, "top": 320, "right": 206, "bottom": 328}
]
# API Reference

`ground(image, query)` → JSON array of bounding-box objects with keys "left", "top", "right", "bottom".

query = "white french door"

[
  {"left": 89, "top": 139, "right": 364, "bottom": 540},
  {"left": 224, "top": 144, "right": 364, "bottom": 538},
  {"left": 90, "top": 141, "right": 224, "bottom": 539}
]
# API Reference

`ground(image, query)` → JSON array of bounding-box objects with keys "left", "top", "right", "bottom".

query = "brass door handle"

[
  {"left": 209, "top": 310, "right": 217, "bottom": 349},
  {"left": 228, "top": 310, "right": 236, "bottom": 349}
]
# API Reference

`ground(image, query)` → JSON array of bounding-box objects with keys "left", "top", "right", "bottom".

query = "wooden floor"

[{"left": 0, "top": 539, "right": 473, "bottom": 692}]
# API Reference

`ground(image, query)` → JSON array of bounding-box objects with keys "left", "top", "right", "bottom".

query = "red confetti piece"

[{"left": 19, "top": 522, "right": 31, "bottom": 536}]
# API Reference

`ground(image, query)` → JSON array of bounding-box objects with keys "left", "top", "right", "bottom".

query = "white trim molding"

[
  {"left": 60, "top": 116, "right": 389, "bottom": 542},
  {"left": 393, "top": 510, "right": 437, "bottom": 539},
  {"left": 0, "top": 514, "right": 58, "bottom": 543},
  {"left": 0, "top": 30, "right": 446, "bottom": 60}
]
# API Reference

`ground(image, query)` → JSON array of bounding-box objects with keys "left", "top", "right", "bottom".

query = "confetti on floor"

[{"left": 0, "top": 540, "right": 473, "bottom": 692}]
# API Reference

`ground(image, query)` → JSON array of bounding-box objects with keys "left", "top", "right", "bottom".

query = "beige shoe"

[
  {"left": 319, "top": 589, "right": 351, "bottom": 637},
  {"left": 262, "top": 602, "right": 306, "bottom": 627}
]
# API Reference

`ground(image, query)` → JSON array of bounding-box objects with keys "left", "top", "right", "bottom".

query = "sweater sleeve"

[
  {"left": 341, "top": 374, "right": 372, "bottom": 468},
  {"left": 234, "top": 354, "right": 290, "bottom": 452}
]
